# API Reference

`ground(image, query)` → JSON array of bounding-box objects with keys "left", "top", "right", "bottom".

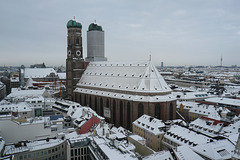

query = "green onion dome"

[
  {"left": 67, "top": 19, "right": 82, "bottom": 29},
  {"left": 88, "top": 23, "right": 103, "bottom": 31}
]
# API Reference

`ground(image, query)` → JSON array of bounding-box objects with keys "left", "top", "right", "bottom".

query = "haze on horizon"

[{"left": 0, "top": 0, "right": 240, "bottom": 67}]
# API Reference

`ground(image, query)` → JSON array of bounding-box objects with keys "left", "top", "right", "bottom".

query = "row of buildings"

[{"left": 1, "top": 98, "right": 239, "bottom": 159}]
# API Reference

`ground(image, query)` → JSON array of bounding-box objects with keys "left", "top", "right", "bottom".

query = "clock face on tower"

[
  {"left": 68, "top": 50, "right": 71, "bottom": 56},
  {"left": 76, "top": 50, "right": 81, "bottom": 57}
]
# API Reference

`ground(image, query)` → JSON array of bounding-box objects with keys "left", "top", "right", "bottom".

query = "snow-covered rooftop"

[
  {"left": 189, "top": 117, "right": 230, "bottom": 137},
  {"left": 142, "top": 150, "right": 174, "bottom": 160},
  {"left": 75, "top": 87, "right": 176, "bottom": 102},
  {"left": 0, "top": 102, "right": 32, "bottom": 112},
  {"left": 10, "top": 77, "right": 19, "bottom": 82},
  {"left": 67, "top": 105, "right": 104, "bottom": 128},
  {"left": 76, "top": 61, "right": 172, "bottom": 95},
  {"left": 133, "top": 114, "right": 165, "bottom": 135},
  {"left": 4, "top": 138, "right": 65, "bottom": 155},
  {"left": 192, "top": 139, "right": 235, "bottom": 160},
  {"left": 24, "top": 68, "right": 58, "bottom": 79},
  {"left": 164, "top": 124, "right": 213, "bottom": 147},
  {"left": 92, "top": 136, "right": 137, "bottom": 160},
  {"left": 174, "top": 145, "right": 204, "bottom": 160},
  {"left": 57, "top": 73, "right": 66, "bottom": 79},
  {"left": 205, "top": 97, "right": 240, "bottom": 107},
  {"left": 6, "top": 89, "right": 48, "bottom": 99},
  {"left": 173, "top": 91, "right": 215, "bottom": 101}
]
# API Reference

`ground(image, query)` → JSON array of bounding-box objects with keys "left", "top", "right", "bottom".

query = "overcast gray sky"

[{"left": 0, "top": 0, "right": 240, "bottom": 67}]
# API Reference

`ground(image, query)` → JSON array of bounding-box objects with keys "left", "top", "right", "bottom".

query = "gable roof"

[
  {"left": 24, "top": 68, "right": 57, "bottom": 79},
  {"left": 76, "top": 61, "right": 171, "bottom": 95}
]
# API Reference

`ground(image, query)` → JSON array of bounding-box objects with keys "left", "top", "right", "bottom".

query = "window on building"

[
  {"left": 106, "top": 99, "right": 110, "bottom": 108},
  {"left": 71, "top": 149, "right": 73, "bottom": 156},
  {"left": 169, "top": 102, "right": 173, "bottom": 120},
  {"left": 138, "top": 103, "right": 144, "bottom": 118},
  {"left": 84, "top": 94, "right": 87, "bottom": 106},
  {"left": 155, "top": 103, "right": 161, "bottom": 119},
  {"left": 76, "top": 38, "right": 79, "bottom": 45},
  {"left": 100, "top": 98, "right": 103, "bottom": 116},
  {"left": 89, "top": 96, "right": 92, "bottom": 108},
  {"left": 95, "top": 96, "right": 98, "bottom": 113},
  {"left": 127, "top": 102, "right": 131, "bottom": 129},
  {"left": 120, "top": 101, "right": 123, "bottom": 126},
  {"left": 113, "top": 100, "right": 116, "bottom": 124}
]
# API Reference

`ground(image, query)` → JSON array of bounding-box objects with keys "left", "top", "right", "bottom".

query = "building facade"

[
  {"left": 132, "top": 114, "right": 165, "bottom": 151},
  {"left": 4, "top": 138, "right": 67, "bottom": 160},
  {"left": 0, "top": 81, "right": 6, "bottom": 101},
  {"left": 73, "top": 61, "right": 176, "bottom": 130}
]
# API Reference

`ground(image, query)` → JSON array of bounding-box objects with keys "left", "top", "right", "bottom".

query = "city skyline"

[{"left": 0, "top": 0, "right": 240, "bottom": 67}]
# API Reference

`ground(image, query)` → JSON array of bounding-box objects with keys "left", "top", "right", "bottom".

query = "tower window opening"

[{"left": 76, "top": 38, "right": 79, "bottom": 45}]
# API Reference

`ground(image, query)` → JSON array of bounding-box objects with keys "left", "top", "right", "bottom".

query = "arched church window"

[
  {"left": 113, "top": 100, "right": 116, "bottom": 125},
  {"left": 155, "top": 103, "right": 161, "bottom": 119},
  {"left": 120, "top": 101, "right": 123, "bottom": 127},
  {"left": 100, "top": 98, "right": 103, "bottom": 116},
  {"left": 127, "top": 102, "right": 131, "bottom": 129},
  {"left": 95, "top": 97, "right": 98, "bottom": 113},
  {"left": 169, "top": 102, "right": 173, "bottom": 120},
  {"left": 106, "top": 99, "right": 109, "bottom": 108},
  {"left": 138, "top": 103, "right": 144, "bottom": 118}
]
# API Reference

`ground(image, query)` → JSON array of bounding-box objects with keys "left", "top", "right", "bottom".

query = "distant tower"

[
  {"left": 221, "top": 55, "right": 223, "bottom": 67},
  {"left": 66, "top": 18, "right": 85, "bottom": 100},
  {"left": 85, "top": 22, "right": 107, "bottom": 62},
  {"left": 161, "top": 62, "right": 164, "bottom": 68}
]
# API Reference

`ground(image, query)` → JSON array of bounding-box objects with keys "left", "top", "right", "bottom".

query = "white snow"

[
  {"left": 74, "top": 61, "right": 176, "bottom": 102},
  {"left": 133, "top": 114, "right": 165, "bottom": 135},
  {"left": 24, "top": 68, "right": 57, "bottom": 79}
]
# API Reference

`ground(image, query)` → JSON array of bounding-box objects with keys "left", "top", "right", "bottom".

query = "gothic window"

[
  {"left": 100, "top": 98, "right": 103, "bottom": 116},
  {"left": 95, "top": 97, "right": 98, "bottom": 113},
  {"left": 113, "top": 100, "right": 116, "bottom": 125},
  {"left": 79, "top": 94, "right": 82, "bottom": 105},
  {"left": 76, "top": 38, "right": 79, "bottom": 45},
  {"left": 120, "top": 101, "right": 123, "bottom": 127},
  {"left": 106, "top": 99, "right": 109, "bottom": 108},
  {"left": 89, "top": 96, "right": 92, "bottom": 108},
  {"left": 169, "top": 102, "right": 173, "bottom": 120},
  {"left": 155, "top": 103, "right": 161, "bottom": 119},
  {"left": 138, "top": 103, "right": 144, "bottom": 118},
  {"left": 127, "top": 102, "right": 131, "bottom": 129},
  {"left": 84, "top": 94, "right": 87, "bottom": 106}
]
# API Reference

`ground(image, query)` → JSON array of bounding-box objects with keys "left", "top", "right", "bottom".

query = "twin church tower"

[{"left": 66, "top": 18, "right": 107, "bottom": 100}]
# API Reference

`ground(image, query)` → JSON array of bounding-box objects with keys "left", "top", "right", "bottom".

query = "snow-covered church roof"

[
  {"left": 75, "top": 61, "right": 175, "bottom": 102},
  {"left": 24, "top": 68, "right": 57, "bottom": 79},
  {"left": 78, "top": 61, "right": 171, "bottom": 94}
]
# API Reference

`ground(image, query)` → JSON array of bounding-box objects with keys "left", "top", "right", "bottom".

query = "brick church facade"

[
  {"left": 73, "top": 62, "right": 176, "bottom": 130},
  {"left": 66, "top": 19, "right": 176, "bottom": 130}
]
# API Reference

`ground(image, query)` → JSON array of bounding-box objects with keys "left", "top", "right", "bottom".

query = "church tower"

[
  {"left": 85, "top": 23, "right": 107, "bottom": 62},
  {"left": 66, "top": 18, "right": 85, "bottom": 100}
]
